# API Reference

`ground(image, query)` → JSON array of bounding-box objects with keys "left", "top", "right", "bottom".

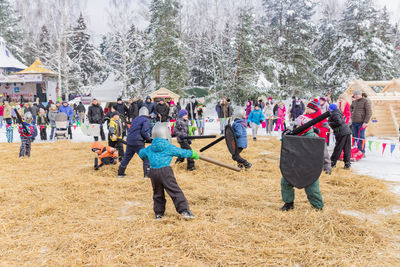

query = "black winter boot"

[
  {"left": 244, "top": 162, "right": 252, "bottom": 169},
  {"left": 281, "top": 202, "right": 294, "bottom": 211},
  {"left": 117, "top": 166, "right": 127, "bottom": 178}
]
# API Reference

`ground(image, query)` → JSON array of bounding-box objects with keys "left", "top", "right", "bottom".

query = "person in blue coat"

[
  {"left": 232, "top": 110, "right": 252, "bottom": 169},
  {"left": 139, "top": 122, "right": 200, "bottom": 220},
  {"left": 248, "top": 105, "right": 265, "bottom": 141},
  {"left": 118, "top": 107, "right": 152, "bottom": 178},
  {"left": 58, "top": 101, "right": 74, "bottom": 139}
]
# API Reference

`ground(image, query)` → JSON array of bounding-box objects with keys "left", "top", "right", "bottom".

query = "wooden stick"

[
  {"left": 199, "top": 156, "right": 241, "bottom": 172},
  {"left": 199, "top": 136, "right": 225, "bottom": 152}
]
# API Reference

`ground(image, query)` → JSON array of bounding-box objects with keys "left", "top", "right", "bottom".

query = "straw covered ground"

[{"left": 0, "top": 137, "right": 399, "bottom": 266}]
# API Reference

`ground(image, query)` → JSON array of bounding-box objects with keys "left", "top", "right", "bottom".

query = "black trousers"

[
  {"left": 232, "top": 148, "right": 247, "bottom": 164},
  {"left": 149, "top": 166, "right": 189, "bottom": 215},
  {"left": 120, "top": 144, "right": 150, "bottom": 176},
  {"left": 109, "top": 140, "right": 125, "bottom": 160},
  {"left": 176, "top": 141, "right": 194, "bottom": 169},
  {"left": 94, "top": 125, "right": 106, "bottom": 141},
  {"left": 331, "top": 134, "right": 351, "bottom": 164},
  {"left": 39, "top": 127, "right": 47, "bottom": 140}
]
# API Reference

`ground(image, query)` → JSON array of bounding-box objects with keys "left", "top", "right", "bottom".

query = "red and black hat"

[{"left": 307, "top": 99, "right": 319, "bottom": 111}]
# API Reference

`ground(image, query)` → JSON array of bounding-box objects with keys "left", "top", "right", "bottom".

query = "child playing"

[
  {"left": 281, "top": 115, "right": 324, "bottom": 211},
  {"left": 248, "top": 105, "right": 265, "bottom": 141},
  {"left": 139, "top": 122, "right": 200, "bottom": 220},
  {"left": 328, "top": 104, "right": 352, "bottom": 169},
  {"left": 37, "top": 108, "right": 48, "bottom": 141},
  {"left": 232, "top": 110, "right": 252, "bottom": 169},
  {"left": 274, "top": 102, "right": 286, "bottom": 131},
  {"left": 108, "top": 111, "right": 124, "bottom": 161},
  {"left": 173, "top": 109, "right": 196, "bottom": 171},
  {"left": 5, "top": 118, "right": 13, "bottom": 143},
  {"left": 18, "top": 112, "right": 36, "bottom": 158},
  {"left": 91, "top": 142, "right": 119, "bottom": 170}
]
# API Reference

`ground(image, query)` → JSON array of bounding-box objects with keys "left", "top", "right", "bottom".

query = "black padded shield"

[
  {"left": 280, "top": 135, "right": 325, "bottom": 189},
  {"left": 225, "top": 124, "right": 238, "bottom": 157}
]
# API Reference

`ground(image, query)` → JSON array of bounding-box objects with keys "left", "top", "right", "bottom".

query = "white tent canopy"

[
  {"left": 91, "top": 73, "right": 124, "bottom": 102},
  {"left": 0, "top": 37, "right": 27, "bottom": 71}
]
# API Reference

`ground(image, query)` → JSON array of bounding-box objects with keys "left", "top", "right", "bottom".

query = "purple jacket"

[{"left": 245, "top": 100, "right": 252, "bottom": 116}]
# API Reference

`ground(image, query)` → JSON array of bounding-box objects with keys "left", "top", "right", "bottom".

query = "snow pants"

[
  {"left": 281, "top": 177, "right": 324, "bottom": 210},
  {"left": 251, "top": 123, "right": 260, "bottom": 138},
  {"left": 149, "top": 166, "right": 189, "bottom": 215},
  {"left": 331, "top": 134, "right": 351, "bottom": 166},
  {"left": 176, "top": 141, "right": 195, "bottom": 169},
  {"left": 39, "top": 126, "right": 47, "bottom": 140},
  {"left": 232, "top": 147, "right": 248, "bottom": 165},
  {"left": 274, "top": 118, "right": 284, "bottom": 131},
  {"left": 120, "top": 144, "right": 150, "bottom": 177},
  {"left": 19, "top": 137, "right": 32, "bottom": 157}
]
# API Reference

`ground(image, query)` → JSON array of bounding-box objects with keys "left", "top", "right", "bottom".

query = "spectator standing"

[
  {"left": 248, "top": 105, "right": 265, "bottom": 141},
  {"left": 155, "top": 98, "right": 170, "bottom": 122},
  {"left": 290, "top": 98, "right": 305, "bottom": 121},
  {"left": 196, "top": 102, "right": 205, "bottom": 136},
  {"left": 264, "top": 97, "right": 274, "bottom": 135},
  {"left": 216, "top": 97, "right": 231, "bottom": 135},
  {"left": 274, "top": 102, "right": 286, "bottom": 131},
  {"left": 58, "top": 101, "right": 74, "bottom": 139},
  {"left": 76, "top": 101, "right": 86, "bottom": 123},
  {"left": 338, "top": 94, "right": 351, "bottom": 125},
  {"left": 37, "top": 108, "right": 48, "bottom": 140},
  {"left": 169, "top": 101, "right": 179, "bottom": 134},
  {"left": 0, "top": 102, "right": 4, "bottom": 128},
  {"left": 350, "top": 90, "right": 372, "bottom": 154},
  {"left": 88, "top": 99, "right": 106, "bottom": 141},
  {"left": 48, "top": 104, "right": 58, "bottom": 140},
  {"left": 3, "top": 101, "right": 12, "bottom": 126}
]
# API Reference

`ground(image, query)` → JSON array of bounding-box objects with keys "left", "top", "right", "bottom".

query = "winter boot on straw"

[{"left": 281, "top": 202, "right": 294, "bottom": 211}]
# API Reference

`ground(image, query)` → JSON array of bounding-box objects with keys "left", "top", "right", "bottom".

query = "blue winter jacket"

[
  {"left": 58, "top": 104, "right": 74, "bottom": 123},
  {"left": 248, "top": 109, "right": 265, "bottom": 125},
  {"left": 232, "top": 118, "right": 247, "bottom": 149},
  {"left": 139, "top": 138, "right": 193, "bottom": 169},
  {"left": 126, "top": 115, "right": 151, "bottom": 146}
]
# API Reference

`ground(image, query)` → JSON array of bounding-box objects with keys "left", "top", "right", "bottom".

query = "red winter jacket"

[{"left": 305, "top": 108, "right": 328, "bottom": 142}]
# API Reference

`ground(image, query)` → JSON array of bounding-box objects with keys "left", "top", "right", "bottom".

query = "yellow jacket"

[{"left": 109, "top": 118, "right": 123, "bottom": 141}]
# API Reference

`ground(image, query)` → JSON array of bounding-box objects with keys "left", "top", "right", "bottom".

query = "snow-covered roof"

[
  {"left": 0, "top": 37, "right": 27, "bottom": 70},
  {"left": 92, "top": 73, "right": 123, "bottom": 102}
]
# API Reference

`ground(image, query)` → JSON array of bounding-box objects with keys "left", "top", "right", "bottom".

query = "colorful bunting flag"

[
  {"left": 368, "top": 140, "right": 373, "bottom": 152},
  {"left": 382, "top": 143, "right": 387, "bottom": 155},
  {"left": 74, "top": 125, "right": 77, "bottom": 130},
  {"left": 361, "top": 140, "right": 366, "bottom": 151},
  {"left": 376, "top": 142, "right": 381, "bottom": 151},
  {"left": 390, "top": 144, "right": 396, "bottom": 155}
]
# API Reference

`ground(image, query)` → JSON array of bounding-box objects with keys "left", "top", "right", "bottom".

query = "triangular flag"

[
  {"left": 382, "top": 143, "right": 387, "bottom": 155},
  {"left": 390, "top": 144, "right": 396, "bottom": 155},
  {"left": 361, "top": 140, "right": 366, "bottom": 151},
  {"left": 40, "top": 125, "right": 44, "bottom": 130},
  {"left": 77, "top": 121, "right": 81, "bottom": 126},
  {"left": 74, "top": 125, "right": 77, "bottom": 130},
  {"left": 92, "top": 125, "right": 94, "bottom": 128},
  {"left": 368, "top": 140, "right": 373, "bottom": 152},
  {"left": 356, "top": 138, "right": 360, "bottom": 146},
  {"left": 86, "top": 125, "right": 89, "bottom": 130},
  {"left": 376, "top": 142, "right": 381, "bottom": 151}
]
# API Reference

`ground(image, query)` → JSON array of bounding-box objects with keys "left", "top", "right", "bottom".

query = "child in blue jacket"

[
  {"left": 139, "top": 122, "right": 200, "bottom": 220},
  {"left": 248, "top": 105, "right": 265, "bottom": 140},
  {"left": 232, "top": 110, "right": 252, "bottom": 169}
]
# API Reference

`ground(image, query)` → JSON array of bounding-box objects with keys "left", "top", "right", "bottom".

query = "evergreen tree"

[
  {"left": 262, "top": 0, "right": 319, "bottom": 98},
  {"left": 0, "top": 0, "right": 23, "bottom": 60},
  {"left": 323, "top": 0, "right": 399, "bottom": 96},
  {"left": 147, "top": 0, "right": 189, "bottom": 94},
  {"left": 36, "top": 25, "right": 52, "bottom": 65}
]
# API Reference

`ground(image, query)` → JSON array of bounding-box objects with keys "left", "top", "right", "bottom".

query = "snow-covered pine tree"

[
  {"left": 36, "top": 25, "right": 52, "bottom": 65},
  {"left": 0, "top": 0, "right": 23, "bottom": 61},
  {"left": 147, "top": 0, "right": 189, "bottom": 95},
  {"left": 231, "top": 8, "right": 258, "bottom": 104},
  {"left": 68, "top": 13, "right": 106, "bottom": 92},
  {"left": 126, "top": 25, "right": 152, "bottom": 97},
  {"left": 262, "top": 0, "right": 319, "bottom": 98},
  {"left": 323, "top": 0, "right": 399, "bottom": 96},
  {"left": 314, "top": 1, "right": 341, "bottom": 93}
]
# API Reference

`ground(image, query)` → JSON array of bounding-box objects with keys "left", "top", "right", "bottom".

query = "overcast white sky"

[{"left": 83, "top": 0, "right": 400, "bottom": 39}]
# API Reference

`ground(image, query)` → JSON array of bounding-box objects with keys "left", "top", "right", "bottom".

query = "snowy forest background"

[{"left": 1, "top": 0, "right": 400, "bottom": 104}]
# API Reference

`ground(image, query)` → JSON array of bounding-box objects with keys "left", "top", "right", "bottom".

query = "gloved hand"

[{"left": 190, "top": 150, "right": 200, "bottom": 160}]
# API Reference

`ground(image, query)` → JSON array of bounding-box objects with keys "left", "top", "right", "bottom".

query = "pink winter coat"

[
  {"left": 245, "top": 100, "right": 252, "bottom": 116},
  {"left": 277, "top": 105, "right": 286, "bottom": 119}
]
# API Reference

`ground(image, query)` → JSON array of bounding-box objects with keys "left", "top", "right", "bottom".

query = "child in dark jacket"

[
  {"left": 18, "top": 112, "right": 36, "bottom": 158},
  {"left": 173, "top": 109, "right": 195, "bottom": 171},
  {"left": 232, "top": 110, "right": 252, "bottom": 169},
  {"left": 37, "top": 108, "right": 48, "bottom": 140},
  {"left": 139, "top": 122, "right": 200, "bottom": 220},
  {"left": 328, "top": 104, "right": 352, "bottom": 169},
  {"left": 118, "top": 107, "right": 152, "bottom": 178}
]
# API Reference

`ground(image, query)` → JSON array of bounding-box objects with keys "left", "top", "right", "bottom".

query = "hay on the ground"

[{"left": 0, "top": 138, "right": 399, "bottom": 266}]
